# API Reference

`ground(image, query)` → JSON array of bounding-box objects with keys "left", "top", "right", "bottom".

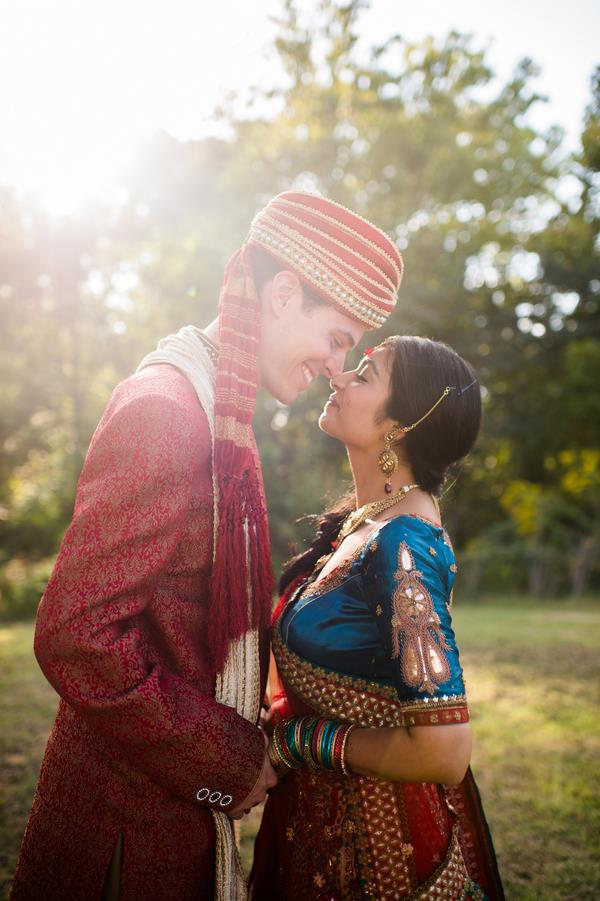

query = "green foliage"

[
  {"left": 0, "top": 558, "right": 54, "bottom": 623},
  {"left": 0, "top": 0, "right": 599, "bottom": 610}
]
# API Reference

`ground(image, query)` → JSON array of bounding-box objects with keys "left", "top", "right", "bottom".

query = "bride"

[{"left": 250, "top": 335, "right": 504, "bottom": 900}]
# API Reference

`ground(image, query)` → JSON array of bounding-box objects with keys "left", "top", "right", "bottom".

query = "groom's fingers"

[{"left": 228, "top": 751, "right": 279, "bottom": 818}]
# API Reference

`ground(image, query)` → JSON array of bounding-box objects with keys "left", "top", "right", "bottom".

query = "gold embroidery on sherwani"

[{"left": 390, "top": 542, "right": 451, "bottom": 695}]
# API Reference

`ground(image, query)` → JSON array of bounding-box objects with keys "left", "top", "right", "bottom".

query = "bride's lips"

[{"left": 326, "top": 393, "right": 340, "bottom": 409}]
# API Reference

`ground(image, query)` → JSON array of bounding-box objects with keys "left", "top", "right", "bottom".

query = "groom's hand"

[{"left": 228, "top": 749, "right": 279, "bottom": 820}]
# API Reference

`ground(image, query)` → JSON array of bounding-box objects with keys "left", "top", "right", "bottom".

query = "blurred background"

[{"left": 0, "top": 1, "right": 599, "bottom": 898}]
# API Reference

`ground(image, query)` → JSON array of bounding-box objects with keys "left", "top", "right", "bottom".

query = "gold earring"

[{"left": 378, "top": 430, "right": 399, "bottom": 494}]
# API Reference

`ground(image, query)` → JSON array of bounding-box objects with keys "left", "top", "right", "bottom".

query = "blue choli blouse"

[{"left": 279, "top": 516, "right": 466, "bottom": 704}]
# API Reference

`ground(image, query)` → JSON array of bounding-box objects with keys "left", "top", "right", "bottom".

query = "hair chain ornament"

[
  {"left": 400, "top": 388, "right": 451, "bottom": 433},
  {"left": 400, "top": 379, "right": 479, "bottom": 434}
]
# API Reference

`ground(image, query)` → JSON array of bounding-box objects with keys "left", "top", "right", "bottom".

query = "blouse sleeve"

[{"left": 361, "top": 518, "right": 469, "bottom": 727}]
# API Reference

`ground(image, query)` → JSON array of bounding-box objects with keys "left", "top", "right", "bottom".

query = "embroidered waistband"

[{"left": 272, "top": 626, "right": 468, "bottom": 728}]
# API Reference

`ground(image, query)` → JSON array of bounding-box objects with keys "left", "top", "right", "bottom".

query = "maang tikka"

[{"left": 378, "top": 430, "right": 399, "bottom": 494}]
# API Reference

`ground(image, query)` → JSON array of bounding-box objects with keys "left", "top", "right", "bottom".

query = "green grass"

[
  {"left": 449, "top": 601, "right": 600, "bottom": 900},
  {"left": 1, "top": 602, "right": 599, "bottom": 900},
  {"left": 0, "top": 623, "right": 59, "bottom": 900}
]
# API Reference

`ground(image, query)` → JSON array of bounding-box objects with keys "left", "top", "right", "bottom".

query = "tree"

[{"left": 1, "top": 0, "right": 598, "bottom": 611}]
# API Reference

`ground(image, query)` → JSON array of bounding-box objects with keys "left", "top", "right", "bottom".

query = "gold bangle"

[
  {"left": 267, "top": 739, "right": 286, "bottom": 772},
  {"left": 340, "top": 724, "right": 357, "bottom": 777}
]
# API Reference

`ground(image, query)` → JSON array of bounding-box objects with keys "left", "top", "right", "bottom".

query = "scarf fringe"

[{"left": 208, "top": 457, "right": 273, "bottom": 673}]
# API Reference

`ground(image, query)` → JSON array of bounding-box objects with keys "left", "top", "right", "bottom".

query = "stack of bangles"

[{"left": 268, "top": 716, "right": 356, "bottom": 776}]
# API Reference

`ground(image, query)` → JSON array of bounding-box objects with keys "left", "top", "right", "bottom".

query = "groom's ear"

[{"left": 266, "top": 270, "right": 303, "bottom": 318}]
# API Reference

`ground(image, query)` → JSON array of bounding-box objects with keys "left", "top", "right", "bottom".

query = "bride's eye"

[{"left": 355, "top": 371, "right": 368, "bottom": 383}]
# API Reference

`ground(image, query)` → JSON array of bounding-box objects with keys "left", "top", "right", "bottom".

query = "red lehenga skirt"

[{"left": 249, "top": 632, "right": 504, "bottom": 901}]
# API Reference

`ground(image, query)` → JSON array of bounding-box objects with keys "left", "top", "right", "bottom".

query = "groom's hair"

[{"left": 249, "top": 246, "right": 327, "bottom": 314}]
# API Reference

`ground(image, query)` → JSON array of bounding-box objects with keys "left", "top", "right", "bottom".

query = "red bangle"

[{"left": 332, "top": 725, "right": 345, "bottom": 774}]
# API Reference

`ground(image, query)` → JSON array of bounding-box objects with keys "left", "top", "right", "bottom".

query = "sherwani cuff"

[{"left": 193, "top": 715, "right": 264, "bottom": 812}]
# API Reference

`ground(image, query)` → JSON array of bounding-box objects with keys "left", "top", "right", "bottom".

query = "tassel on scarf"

[{"left": 207, "top": 245, "right": 274, "bottom": 674}]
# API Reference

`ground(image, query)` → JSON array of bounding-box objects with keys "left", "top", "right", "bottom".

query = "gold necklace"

[{"left": 336, "top": 483, "right": 420, "bottom": 544}]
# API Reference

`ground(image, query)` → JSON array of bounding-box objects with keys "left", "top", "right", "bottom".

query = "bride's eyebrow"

[{"left": 360, "top": 358, "right": 380, "bottom": 377}]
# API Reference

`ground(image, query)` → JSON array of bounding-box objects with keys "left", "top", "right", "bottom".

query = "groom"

[{"left": 11, "top": 192, "right": 403, "bottom": 901}]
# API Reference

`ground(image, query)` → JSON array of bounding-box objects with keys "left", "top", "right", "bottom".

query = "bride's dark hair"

[{"left": 280, "top": 335, "right": 482, "bottom": 593}]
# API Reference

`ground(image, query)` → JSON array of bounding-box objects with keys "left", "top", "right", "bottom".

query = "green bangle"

[
  {"left": 302, "top": 717, "right": 319, "bottom": 772},
  {"left": 273, "top": 721, "right": 300, "bottom": 770},
  {"left": 321, "top": 720, "right": 337, "bottom": 770}
]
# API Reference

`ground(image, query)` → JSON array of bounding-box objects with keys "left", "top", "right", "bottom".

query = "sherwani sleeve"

[{"left": 33, "top": 386, "right": 265, "bottom": 809}]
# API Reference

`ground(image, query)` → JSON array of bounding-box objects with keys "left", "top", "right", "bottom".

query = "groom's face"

[{"left": 258, "top": 270, "right": 366, "bottom": 406}]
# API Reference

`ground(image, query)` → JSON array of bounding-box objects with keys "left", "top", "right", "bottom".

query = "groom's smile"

[{"left": 300, "top": 362, "right": 316, "bottom": 389}]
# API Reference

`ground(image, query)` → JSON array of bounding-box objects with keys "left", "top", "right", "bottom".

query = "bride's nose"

[{"left": 330, "top": 370, "right": 349, "bottom": 391}]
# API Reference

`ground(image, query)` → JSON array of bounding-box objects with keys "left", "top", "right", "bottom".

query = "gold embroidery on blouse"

[
  {"left": 300, "top": 535, "right": 378, "bottom": 600},
  {"left": 390, "top": 542, "right": 451, "bottom": 695},
  {"left": 299, "top": 556, "right": 356, "bottom": 600}
]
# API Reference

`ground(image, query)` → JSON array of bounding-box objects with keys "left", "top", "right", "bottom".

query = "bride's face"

[{"left": 319, "top": 344, "right": 395, "bottom": 451}]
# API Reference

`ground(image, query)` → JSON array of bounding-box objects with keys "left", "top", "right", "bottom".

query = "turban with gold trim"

[{"left": 250, "top": 191, "right": 403, "bottom": 326}]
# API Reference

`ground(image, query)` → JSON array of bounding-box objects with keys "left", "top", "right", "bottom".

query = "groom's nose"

[{"left": 323, "top": 348, "right": 346, "bottom": 379}]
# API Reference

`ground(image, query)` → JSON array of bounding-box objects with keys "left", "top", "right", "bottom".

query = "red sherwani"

[{"left": 10, "top": 363, "right": 267, "bottom": 901}]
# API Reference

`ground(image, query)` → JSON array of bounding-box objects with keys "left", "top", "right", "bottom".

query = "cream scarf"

[{"left": 137, "top": 325, "right": 261, "bottom": 901}]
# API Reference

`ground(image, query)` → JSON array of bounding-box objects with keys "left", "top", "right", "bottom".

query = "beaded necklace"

[
  {"left": 309, "top": 483, "right": 420, "bottom": 580},
  {"left": 336, "top": 483, "right": 420, "bottom": 544}
]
